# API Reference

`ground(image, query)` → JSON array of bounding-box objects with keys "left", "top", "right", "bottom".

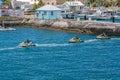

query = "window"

[
  {"left": 51, "top": 11, "right": 53, "bottom": 15},
  {"left": 44, "top": 11, "right": 47, "bottom": 15}
]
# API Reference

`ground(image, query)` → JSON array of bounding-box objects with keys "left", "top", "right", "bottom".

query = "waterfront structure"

[
  {"left": 0, "top": 0, "right": 4, "bottom": 5},
  {"left": 63, "top": 1, "right": 84, "bottom": 11},
  {"left": 36, "top": 5, "right": 61, "bottom": 20}
]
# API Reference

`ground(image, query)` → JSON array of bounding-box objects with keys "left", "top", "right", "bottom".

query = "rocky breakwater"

[{"left": 24, "top": 19, "right": 120, "bottom": 36}]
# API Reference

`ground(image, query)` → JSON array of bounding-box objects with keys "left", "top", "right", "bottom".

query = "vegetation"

[
  {"left": 86, "top": 0, "right": 120, "bottom": 7},
  {"left": 4, "top": 0, "right": 11, "bottom": 7},
  {"left": 33, "top": 2, "right": 38, "bottom": 10},
  {"left": 37, "top": 0, "right": 44, "bottom": 7},
  {"left": 33, "top": 0, "right": 44, "bottom": 10}
]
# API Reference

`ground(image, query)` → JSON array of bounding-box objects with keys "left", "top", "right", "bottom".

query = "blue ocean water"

[{"left": 0, "top": 27, "right": 120, "bottom": 80}]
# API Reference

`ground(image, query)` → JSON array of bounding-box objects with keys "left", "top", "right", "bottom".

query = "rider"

[
  {"left": 24, "top": 39, "right": 30, "bottom": 43},
  {"left": 74, "top": 36, "right": 79, "bottom": 40}
]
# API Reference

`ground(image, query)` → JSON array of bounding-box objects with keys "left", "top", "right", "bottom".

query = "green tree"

[
  {"left": 33, "top": 3, "right": 38, "bottom": 10},
  {"left": 4, "top": 0, "right": 11, "bottom": 6},
  {"left": 37, "top": 0, "right": 44, "bottom": 8}
]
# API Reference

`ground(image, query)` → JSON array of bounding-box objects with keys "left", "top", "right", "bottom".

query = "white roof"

[
  {"left": 64, "top": 1, "right": 84, "bottom": 6},
  {"left": 37, "top": 5, "right": 61, "bottom": 11}
]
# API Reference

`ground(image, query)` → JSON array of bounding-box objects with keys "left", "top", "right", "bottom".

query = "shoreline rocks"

[{"left": 2, "top": 18, "right": 120, "bottom": 36}]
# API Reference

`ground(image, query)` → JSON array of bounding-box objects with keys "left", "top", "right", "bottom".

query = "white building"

[
  {"left": 63, "top": 1, "right": 84, "bottom": 11},
  {"left": 17, "top": 0, "right": 39, "bottom": 4},
  {"left": 8, "top": 9, "right": 24, "bottom": 18}
]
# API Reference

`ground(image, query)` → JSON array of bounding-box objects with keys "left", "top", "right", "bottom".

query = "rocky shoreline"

[{"left": 2, "top": 19, "right": 120, "bottom": 36}]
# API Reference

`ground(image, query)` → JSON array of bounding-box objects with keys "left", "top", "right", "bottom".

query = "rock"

[{"left": 52, "top": 21, "right": 69, "bottom": 27}]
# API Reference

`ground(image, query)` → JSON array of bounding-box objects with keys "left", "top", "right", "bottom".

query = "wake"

[
  {"left": 111, "top": 38, "right": 120, "bottom": 40},
  {"left": 84, "top": 39, "right": 98, "bottom": 43},
  {"left": 0, "top": 43, "right": 69, "bottom": 51},
  {"left": 0, "top": 47, "right": 18, "bottom": 51},
  {"left": 35, "top": 43, "right": 69, "bottom": 47},
  {"left": 1, "top": 38, "right": 119, "bottom": 51}
]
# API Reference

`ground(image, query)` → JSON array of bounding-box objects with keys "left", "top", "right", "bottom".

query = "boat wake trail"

[
  {"left": 111, "top": 38, "right": 120, "bottom": 40},
  {"left": 0, "top": 47, "right": 18, "bottom": 51},
  {"left": 84, "top": 39, "right": 98, "bottom": 43},
  {"left": 35, "top": 43, "right": 69, "bottom": 47}
]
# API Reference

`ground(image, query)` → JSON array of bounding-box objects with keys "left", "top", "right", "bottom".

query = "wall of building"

[{"left": 37, "top": 10, "right": 61, "bottom": 20}]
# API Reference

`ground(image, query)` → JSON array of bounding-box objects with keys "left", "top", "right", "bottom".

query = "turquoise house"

[
  {"left": 36, "top": 5, "right": 61, "bottom": 20},
  {"left": 0, "top": 0, "right": 4, "bottom": 5}
]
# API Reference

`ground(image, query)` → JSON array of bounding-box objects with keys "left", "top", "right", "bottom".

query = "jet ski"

[
  {"left": 69, "top": 37, "right": 84, "bottom": 43},
  {"left": 96, "top": 33, "right": 110, "bottom": 39},
  {"left": 19, "top": 39, "right": 36, "bottom": 47}
]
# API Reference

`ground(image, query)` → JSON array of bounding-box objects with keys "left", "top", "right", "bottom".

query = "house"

[
  {"left": 8, "top": 9, "right": 24, "bottom": 18},
  {"left": 16, "top": 0, "right": 39, "bottom": 4},
  {"left": 0, "top": 7, "right": 9, "bottom": 16},
  {"left": 0, "top": 0, "right": 4, "bottom": 6},
  {"left": 36, "top": 5, "right": 61, "bottom": 20},
  {"left": 74, "top": 0, "right": 87, "bottom": 4},
  {"left": 57, "top": 0, "right": 65, "bottom": 5},
  {"left": 63, "top": 1, "right": 84, "bottom": 11},
  {"left": 43, "top": 0, "right": 57, "bottom": 6}
]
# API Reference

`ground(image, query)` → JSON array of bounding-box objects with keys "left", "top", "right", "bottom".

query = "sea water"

[{"left": 0, "top": 27, "right": 120, "bottom": 80}]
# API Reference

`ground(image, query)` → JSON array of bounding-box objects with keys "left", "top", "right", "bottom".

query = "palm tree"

[
  {"left": 33, "top": 0, "right": 38, "bottom": 10},
  {"left": 38, "top": 0, "right": 44, "bottom": 8}
]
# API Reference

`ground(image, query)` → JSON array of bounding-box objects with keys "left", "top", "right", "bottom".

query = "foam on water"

[
  {"left": 84, "top": 39, "right": 98, "bottom": 43},
  {"left": 0, "top": 47, "right": 18, "bottom": 51},
  {"left": 111, "top": 38, "right": 120, "bottom": 40},
  {"left": 35, "top": 43, "right": 69, "bottom": 47},
  {"left": 0, "top": 43, "right": 69, "bottom": 51}
]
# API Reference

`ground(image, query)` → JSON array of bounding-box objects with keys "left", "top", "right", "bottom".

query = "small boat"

[
  {"left": 96, "top": 33, "right": 110, "bottom": 39},
  {"left": 19, "top": 39, "right": 36, "bottom": 47},
  {"left": 0, "top": 26, "right": 16, "bottom": 31},
  {"left": 69, "top": 37, "right": 84, "bottom": 43},
  {"left": 0, "top": 21, "right": 16, "bottom": 31}
]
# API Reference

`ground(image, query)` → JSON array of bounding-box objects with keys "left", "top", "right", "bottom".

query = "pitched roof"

[{"left": 37, "top": 5, "right": 61, "bottom": 11}]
